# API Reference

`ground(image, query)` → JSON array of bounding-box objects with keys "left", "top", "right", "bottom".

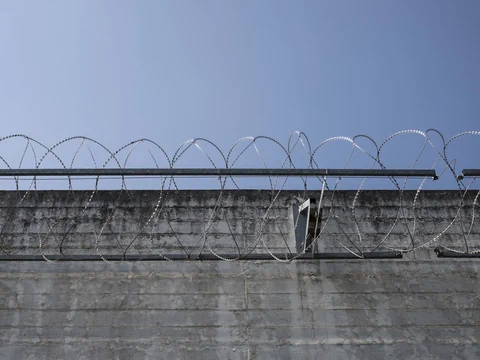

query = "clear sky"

[{"left": 0, "top": 1, "right": 479, "bottom": 189}]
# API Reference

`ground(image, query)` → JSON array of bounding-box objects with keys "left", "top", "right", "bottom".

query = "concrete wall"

[{"left": 0, "top": 190, "right": 479, "bottom": 359}]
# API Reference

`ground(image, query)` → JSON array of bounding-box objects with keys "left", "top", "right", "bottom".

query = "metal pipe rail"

[
  {"left": 0, "top": 252, "right": 402, "bottom": 261},
  {"left": 457, "top": 169, "right": 480, "bottom": 180},
  {"left": 435, "top": 247, "right": 480, "bottom": 258},
  {"left": 0, "top": 168, "right": 437, "bottom": 178}
]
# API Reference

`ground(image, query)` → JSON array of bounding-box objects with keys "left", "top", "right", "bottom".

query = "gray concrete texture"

[
  {"left": 0, "top": 190, "right": 479, "bottom": 255},
  {"left": 0, "top": 190, "right": 479, "bottom": 359}
]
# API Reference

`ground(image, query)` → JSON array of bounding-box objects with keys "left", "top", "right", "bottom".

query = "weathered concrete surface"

[
  {"left": 0, "top": 259, "right": 479, "bottom": 360},
  {"left": 0, "top": 190, "right": 479, "bottom": 359},
  {"left": 1, "top": 190, "right": 479, "bottom": 255}
]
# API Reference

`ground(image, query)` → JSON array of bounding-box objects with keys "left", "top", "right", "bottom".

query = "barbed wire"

[{"left": 0, "top": 129, "right": 478, "bottom": 262}]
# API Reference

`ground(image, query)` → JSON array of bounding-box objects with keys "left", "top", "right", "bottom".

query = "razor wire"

[{"left": 0, "top": 129, "right": 478, "bottom": 262}]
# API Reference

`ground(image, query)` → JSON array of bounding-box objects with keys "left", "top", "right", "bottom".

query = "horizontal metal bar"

[
  {"left": 435, "top": 247, "right": 480, "bottom": 258},
  {"left": 0, "top": 252, "right": 402, "bottom": 261},
  {"left": 460, "top": 169, "right": 480, "bottom": 178},
  {"left": 0, "top": 168, "right": 437, "bottom": 178}
]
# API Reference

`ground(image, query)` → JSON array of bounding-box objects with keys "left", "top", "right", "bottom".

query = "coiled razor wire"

[{"left": 0, "top": 129, "right": 478, "bottom": 262}]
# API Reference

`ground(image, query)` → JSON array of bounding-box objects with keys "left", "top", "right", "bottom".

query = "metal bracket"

[{"left": 294, "top": 198, "right": 321, "bottom": 255}]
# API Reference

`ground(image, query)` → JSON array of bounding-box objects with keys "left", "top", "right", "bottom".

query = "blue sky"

[{"left": 0, "top": 1, "right": 479, "bottom": 189}]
